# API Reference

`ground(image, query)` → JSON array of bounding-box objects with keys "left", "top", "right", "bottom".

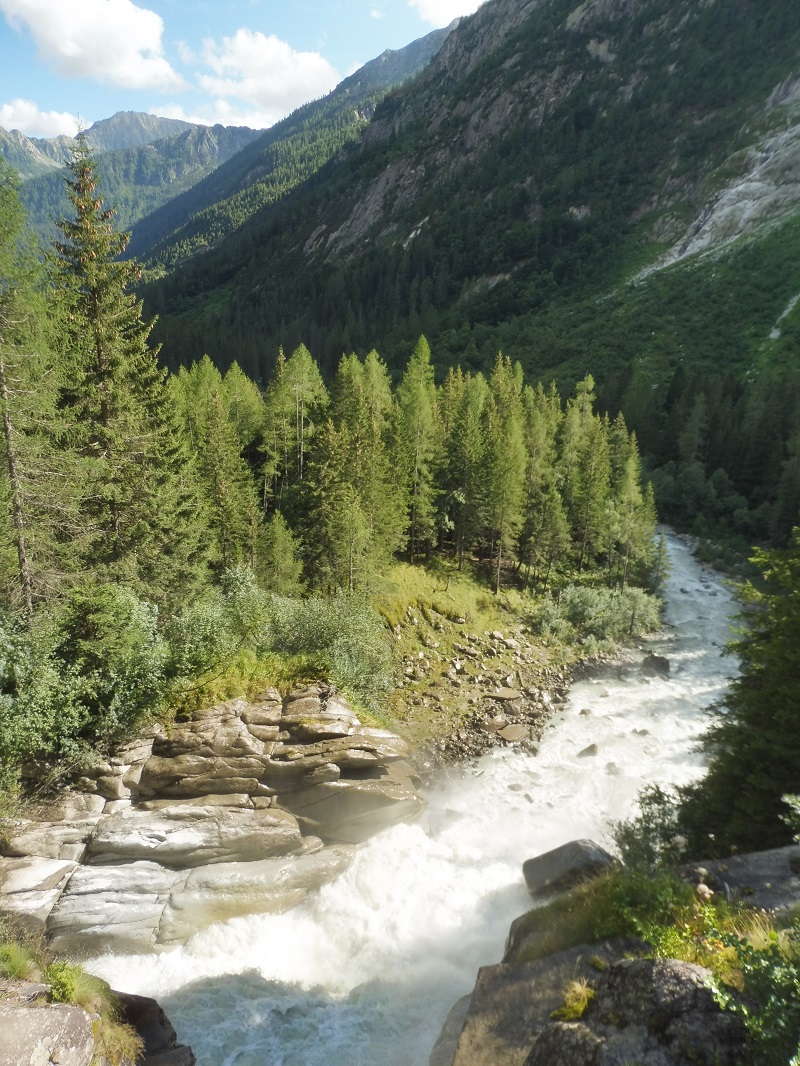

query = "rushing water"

[{"left": 90, "top": 532, "right": 738, "bottom": 1066}]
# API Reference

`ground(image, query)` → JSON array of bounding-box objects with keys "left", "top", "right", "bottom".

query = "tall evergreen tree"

[
  {"left": 0, "top": 162, "right": 82, "bottom": 616},
  {"left": 482, "top": 354, "right": 526, "bottom": 593},
  {"left": 397, "top": 335, "right": 440, "bottom": 563},
  {"left": 53, "top": 136, "right": 208, "bottom": 604},
  {"left": 680, "top": 529, "right": 800, "bottom": 855}
]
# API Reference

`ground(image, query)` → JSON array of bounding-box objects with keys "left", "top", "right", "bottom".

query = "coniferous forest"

[{"left": 0, "top": 142, "right": 663, "bottom": 803}]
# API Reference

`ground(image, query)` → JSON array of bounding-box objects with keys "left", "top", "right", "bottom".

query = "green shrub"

[
  {"left": 44, "top": 959, "right": 79, "bottom": 1002},
  {"left": 269, "top": 592, "right": 395, "bottom": 709},
  {"left": 532, "top": 584, "right": 661, "bottom": 644},
  {"left": 0, "top": 941, "right": 40, "bottom": 980},
  {"left": 611, "top": 785, "right": 687, "bottom": 870},
  {"left": 710, "top": 918, "right": 800, "bottom": 1065}
]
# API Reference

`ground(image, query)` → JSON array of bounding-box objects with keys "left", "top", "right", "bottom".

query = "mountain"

[
  {"left": 0, "top": 112, "right": 202, "bottom": 179},
  {"left": 141, "top": 0, "right": 800, "bottom": 380},
  {"left": 19, "top": 122, "right": 262, "bottom": 240},
  {"left": 127, "top": 25, "right": 453, "bottom": 269},
  {"left": 137, "top": 0, "right": 800, "bottom": 549}
]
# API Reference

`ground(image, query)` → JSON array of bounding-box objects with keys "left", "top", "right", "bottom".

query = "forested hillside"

[
  {"left": 16, "top": 121, "right": 261, "bottom": 242},
  {"left": 127, "top": 25, "right": 452, "bottom": 269},
  {"left": 0, "top": 142, "right": 659, "bottom": 801},
  {"left": 137, "top": 0, "right": 800, "bottom": 553}
]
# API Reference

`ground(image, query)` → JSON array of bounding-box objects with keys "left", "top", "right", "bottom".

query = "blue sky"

[{"left": 0, "top": 0, "right": 486, "bottom": 138}]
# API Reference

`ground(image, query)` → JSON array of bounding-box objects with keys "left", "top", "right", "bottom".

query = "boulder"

[
  {"left": 448, "top": 939, "right": 639, "bottom": 1066},
  {"left": 159, "top": 846, "right": 354, "bottom": 944},
  {"left": 0, "top": 856, "right": 77, "bottom": 931},
  {"left": 117, "top": 992, "right": 196, "bottom": 1065},
  {"left": 642, "top": 653, "right": 670, "bottom": 677},
  {"left": 0, "top": 995, "right": 95, "bottom": 1066},
  {"left": 278, "top": 777, "right": 425, "bottom": 844},
  {"left": 525, "top": 958, "right": 747, "bottom": 1065},
  {"left": 87, "top": 805, "right": 303, "bottom": 866},
  {"left": 522, "top": 839, "right": 617, "bottom": 899}
]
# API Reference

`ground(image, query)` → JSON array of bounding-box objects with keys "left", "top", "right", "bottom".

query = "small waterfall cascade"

[{"left": 90, "top": 532, "right": 737, "bottom": 1066}]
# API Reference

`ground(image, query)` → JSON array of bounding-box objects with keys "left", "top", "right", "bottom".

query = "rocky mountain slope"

[
  {"left": 0, "top": 111, "right": 201, "bottom": 179},
  {"left": 127, "top": 25, "right": 452, "bottom": 268},
  {"left": 139, "top": 0, "right": 800, "bottom": 386}
]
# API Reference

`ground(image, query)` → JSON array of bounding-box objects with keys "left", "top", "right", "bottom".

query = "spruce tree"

[
  {"left": 53, "top": 136, "right": 208, "bottom": 605},
  {"left": 397, "top": 336, "right": 440, "bottom": 563},
  {"left": 680, "top": 530, "right": 800, "bottom": 855},
  {"left": 0, "top": 161, "right": 83, "bottom": 616}
]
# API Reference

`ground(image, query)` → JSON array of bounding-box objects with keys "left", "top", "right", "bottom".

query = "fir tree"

[
  {"left": 397, "top": 335, "right": 440, "bottom": 563},
  {"left": 53, "top": 136, "right": 208, "bottom": 604}
]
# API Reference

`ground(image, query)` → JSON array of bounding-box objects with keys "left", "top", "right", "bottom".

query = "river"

[{"left": 89, "top": 532, "right": 738, "bottom": 1066}]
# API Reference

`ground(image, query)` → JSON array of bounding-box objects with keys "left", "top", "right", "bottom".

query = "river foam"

[{"left": 89, "top": 532, "right": 737, "bottom": 1066}]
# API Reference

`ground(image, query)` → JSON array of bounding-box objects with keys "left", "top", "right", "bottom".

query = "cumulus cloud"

[
  {"left": 0, "top": 98, "right": 80, "bottom": 137},
  {"left": 195, "top": 29, "right": 340, "bottom": 129},
  {"left": 370, "top": 7, "right": 385, "bottom": 17},
  {"left": 0, "top": 0, "right": 184, "bottom": 90},
  {"left": 408, "top": 0, "right": 486, "bottom": 26}
]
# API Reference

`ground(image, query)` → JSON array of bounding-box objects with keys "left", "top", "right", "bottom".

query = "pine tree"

[
  {"left": 680, "top": 530, "right": 800, "bottom": 855},
  {"left": 0, "top": 161, "right": 84, "bottom": 616},
  {"left": 397, "top": 336, "right": 441, "bottom": 563},
  {"left": 482, "top": 354, "right": 527, "bottom": 594},
  {"left": 53, "top": 136, "right": 208, "bottom": 604}
]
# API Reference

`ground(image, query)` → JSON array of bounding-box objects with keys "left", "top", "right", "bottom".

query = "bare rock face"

[
  {"left": 0, "top": 987, "right": 95, "bottom": 1066},
  {"left": 0, "top": 685, "right": 423, "bottom": 948},
  {"left": 0, "top": 979, "right": 195, "bottom": 1066},
  {"left": 524, "top": 958, "right": 747, "bottom": 1066}
]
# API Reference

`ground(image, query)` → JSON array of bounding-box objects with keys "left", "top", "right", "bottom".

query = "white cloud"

[
  {"left": 0, "top": 98, "right": 80, "bottom": 137},
  {"left": 196, "top": 29, "right": 340, "bottom": 128},
  {"left": 370, "top": 7, "right": 385, "bottom": 17},
  {"left": 408, "top": 0, "right": 486, "bottom": 27},
  {"left": 0, "top": 0, "right": 184, "bottom": 90}
]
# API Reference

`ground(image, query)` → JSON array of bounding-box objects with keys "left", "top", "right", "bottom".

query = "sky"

[{"left": 0, "top": 0, "right": 487, "bottom": 139}]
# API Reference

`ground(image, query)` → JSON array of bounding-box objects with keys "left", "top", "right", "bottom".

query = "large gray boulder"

[
  {"left": 0, "top": 997, "right": 96, "bottom": 1066},
  {"left": 522, "top": 839, "right": 617, "bottom": 899},
  {"left": 447, "top": 939, "right": 641, "bottom": 1066},
  {"left": 525, "top": 958, "right": 747, "bottom": 1065}
]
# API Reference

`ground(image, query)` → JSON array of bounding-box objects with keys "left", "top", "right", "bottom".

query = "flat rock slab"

[
  {"left": 0, "top": 856, "right": 77, "bottom": 930},
  {"left": 679, "top": 843, "right": 800, "bottom": 915},
  {"left": 0, "top": 998, "right": 95, "bottom": 1066},
  {"left": 87, "top": 805, "right": 303, "bottom": 866},
  {"left": 523, "top": 839, "right": 616, "bottom": 899}
]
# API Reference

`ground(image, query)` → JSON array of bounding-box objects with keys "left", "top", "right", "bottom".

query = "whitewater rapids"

[{"left": 89, "top": 532, "right": 737, "bottom": 1066}]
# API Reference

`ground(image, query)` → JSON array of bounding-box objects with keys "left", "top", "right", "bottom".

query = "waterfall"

[{"left": 89, "top": 532, "right": 737, "bottom": 1066}]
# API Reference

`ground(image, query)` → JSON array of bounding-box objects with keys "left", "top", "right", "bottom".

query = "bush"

[
  {"left": 269, "top": 592, "right": 395, "bottom": 709},
  {"left": 532, "top": 584, "right": 661, "bottom": 644},
  {"left": 611, "top": 785, "right": 687, "bottom": 870}
]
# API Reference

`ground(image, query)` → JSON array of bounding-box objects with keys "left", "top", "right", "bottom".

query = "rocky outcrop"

[
  {"left": 446, "top": 939, "right": 643, "bottom": 1066},
  {"left": 525, "top": 958, "right": 746, "bottom": 1066},
  {"left": 0, "top": 979, "right": 194, "bottom": 1066},
  {"left": 433, "top": 840, "right": 800, "bottom": 1066},
  {"left": 0, "top": 685, "right": 423, "bottom": 949}
]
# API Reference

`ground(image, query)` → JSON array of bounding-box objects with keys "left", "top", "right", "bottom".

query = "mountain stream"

[{"left": 90, "top": 532, "right": 738, "bottom": 1066}]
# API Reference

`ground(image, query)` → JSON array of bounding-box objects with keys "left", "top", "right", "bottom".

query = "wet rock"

[
  {"left": 522, "top": 839, "right": 617, "bottom": 899},
  {"left": 577, "top": 743, "right": 598, "bottom": 757},
  {"left": 643, "top": 653, "right": 670, "bottom": 677},
  {"left": 499, "top": 725, "right": 529, "bottom": 743}
]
